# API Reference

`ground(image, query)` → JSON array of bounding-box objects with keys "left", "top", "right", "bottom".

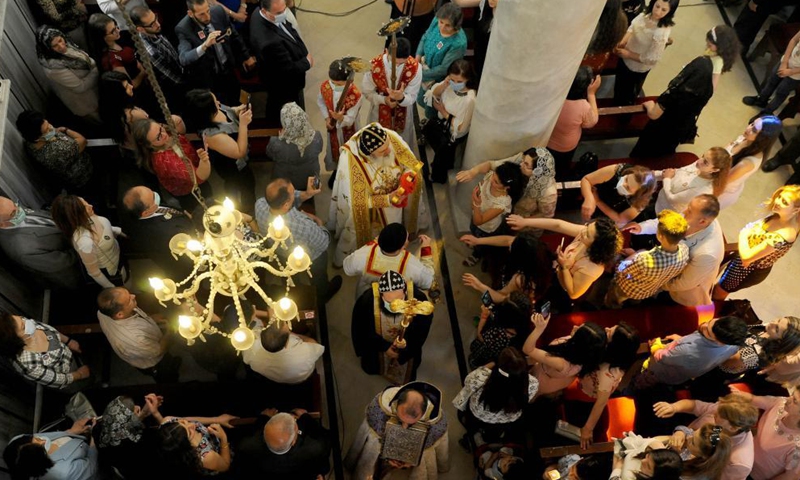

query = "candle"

[
  {"left": 186, "top": 240, "right": 204, "bottom": 252},
  {"left": 223, "top": 197, "right": 235, "bottom": 211}
]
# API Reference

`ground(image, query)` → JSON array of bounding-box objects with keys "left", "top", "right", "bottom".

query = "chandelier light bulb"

[
  {"left": 223, "top": 197, "right": 235, "bottom": 211},
  {"left": 292, "top": 246, "right": 304, "bottom": 260},
  {"left": 186, "top": 239, "right": 204, "bottom": 252},
  {"left": 230, "top": 327, "right": 255, "bottom": 351},
  {"left": 178, "top": 315, "right": 192, "bottom": 328},
  {"left": 274, "top": 215, "right": 285, "bottom": 231},
  {"left": 149, "top": 277, "right": 165, "bottom": 291},
  {"left": 279, "top": 297, "right": 291, "bottom": 311}
]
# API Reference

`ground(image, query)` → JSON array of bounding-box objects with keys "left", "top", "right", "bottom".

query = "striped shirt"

[{"left": 97, "top": 308, "right": 164, "bottom": 369}]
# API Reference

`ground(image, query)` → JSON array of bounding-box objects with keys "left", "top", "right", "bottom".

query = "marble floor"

[{"left": 116, "top": 1, "right": 800, "bottom": 479}]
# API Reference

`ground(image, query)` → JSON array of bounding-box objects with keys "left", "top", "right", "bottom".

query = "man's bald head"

[
  {"left": 396, "top": 389, "right": 427, "bottom": 427},
  {"left": 122, "top": 186, "right": 157, "bottom": 218},
  {"left": 265, "top": 178, "right": 294, "bottom": 213},
  {"left": 263, "top": 412, "right": 298, "bottom": 455},
  {"left": 0, "top": 197, "right": 15, "bottom": 227}
]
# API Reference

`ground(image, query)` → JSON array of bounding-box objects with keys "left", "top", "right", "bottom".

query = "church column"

[{"left": 450, "top": 0, "right": 605, "bottom": 231}]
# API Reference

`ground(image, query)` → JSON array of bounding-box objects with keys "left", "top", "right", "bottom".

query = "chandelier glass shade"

[{"left": 149, "top": 199, "right": 312, "bottom": 351}]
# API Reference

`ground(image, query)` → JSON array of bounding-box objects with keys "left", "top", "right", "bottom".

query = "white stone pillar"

[{"left": 451, "top": 0, "right": 605, "bottom": 231}]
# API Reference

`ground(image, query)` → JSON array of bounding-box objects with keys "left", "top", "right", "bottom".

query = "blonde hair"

[
  {"left": 765, "top": 185, "right": 800, "bottom": 219},
  {"left": 657, "top": 209, "right": 689, "bottom": 244},
  {"left": 706, "top": 146, "right": 732, "bottom": 197}
]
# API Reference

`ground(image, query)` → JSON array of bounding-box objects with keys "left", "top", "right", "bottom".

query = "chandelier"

[{"left": 148, "top": 199, "right": 312, "bottom": 351}]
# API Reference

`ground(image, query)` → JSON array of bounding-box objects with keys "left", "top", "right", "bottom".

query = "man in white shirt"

[
  {"left": 344, "top": 222, "right": 434, "bottom": 298},
  {"left": 97, "top": 287, "right": 180, "bottom": 382},
  {"left": 625, "top": 194, "right": 724, "bottom": 306},
  {"left": 243, "top": 321, "right": 324, "bottom": 385}
]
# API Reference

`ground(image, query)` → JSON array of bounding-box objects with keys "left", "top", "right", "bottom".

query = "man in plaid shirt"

[{"left": 606, "top": 209, "right": 690, "bottom": 308}]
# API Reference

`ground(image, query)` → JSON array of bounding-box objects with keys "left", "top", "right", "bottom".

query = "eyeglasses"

[
  {"left": 155, "top": 125, "right": 166, "bottom": 143},
  {"left": 142, "top": 17, "right": 160, "bottom": 28},
  {"left": 106, "top": 24, "right": 120, "bottom": 36}
]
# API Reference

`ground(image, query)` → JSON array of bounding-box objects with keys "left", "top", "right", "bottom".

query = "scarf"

[
  {"left": 278, "top": 102, "right": 316, "bottom": 156},
  {"left": 98, "top": 396, "right": 144, "bottom": 448},
  {"left": 36, "top": 26, "right": 94, "bottom": 72}
]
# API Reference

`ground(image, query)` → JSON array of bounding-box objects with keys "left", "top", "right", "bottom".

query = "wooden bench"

[{"left": 582, "top": 97, "right": 656, "bottom": 142}]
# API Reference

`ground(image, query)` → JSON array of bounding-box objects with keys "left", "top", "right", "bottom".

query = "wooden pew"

[
  {"left": 749, "top": 22, "right": 800, "bottom": 84},
  {"left": 582, "top": 97, "right": 657, "bottom": 142}
]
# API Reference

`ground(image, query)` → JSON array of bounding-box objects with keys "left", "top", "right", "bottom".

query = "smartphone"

[
  {"left": 559, "top": 237, "right": 565, "bottom": 251},
  {"left": 539, "top": 301, "right": 551, "bottom": 318},
  {"left": 313, "top": 175, "right": 321, "bottom": 190},
  {"left": 481, "top": 290, "right": 492, "bottom": 307},
  {"left": 245, "top": 93, "right": 252, "bottom": 111},
  {"left": 546, "top": 470, "right": 561, "bottom": 480}
]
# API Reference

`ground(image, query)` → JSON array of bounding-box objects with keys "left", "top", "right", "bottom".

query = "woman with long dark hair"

[
  {"left": 720, "top": 316, "right": 800, "bottom": 378},
  {"left": 468, "top": 303, "right": 527, "bottom": 370},
  {"left": 453, "top": 347, "right": 538, "bottom": 441},
  {"left": 718, "top": 115, "right": 782, "bottom": 209},
  {"left": 575, "top": 323, "right": 641, "bottom": 449},
  {"left": 462, "top": 162, "right": 526, "bottom": 266},
  {"left": 87, "top": 14, "right": 146, "bottom": 88},
  {"left": 630, "top": 26, "right": 739, "bottom": 159},
  {"left": 523, "top": 314, "right": 607, "bottom": 398},
  {"left": 506, "top": 216, "right": 622, "bottom": 303},
  {"left": 157, "top": 413, "right": 237, "bottom": 476},
  {"left": 613, "top": 0, "right": 679, "bottom": 105},
  {"left": 51, "top": 194, "right": 126, "bottom": 289},
  {"left": 579, "top": 164, "right": 657, "bottom": 226},
  {"left": 184, "top": 89, "right": 256, "bottom": 214},
  {"left": 461, "top": 231, "right": 554, "bottom": 313},
  {"left": 611, "top": 441, "right": 683, "bottom": 480},
  {"left": 3, "top": 418, "right": 97, "bottom": 480}
]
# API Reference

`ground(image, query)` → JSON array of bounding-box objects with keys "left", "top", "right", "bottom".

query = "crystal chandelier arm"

[
  {"left": 202, "top": 289, "right": 218, "bottom": 326},
  {"left": 175, "top": 255, "right": 209, "bottom": 288},
  {"left": 231, "top": 288, "right": 247, "bottom": 328},
  {"left": 249, "top": 281, "right": 275, "bottom": 313},
  {"left": 248, "top": 261, "right": 299, "bottom": 278},
  {"left": 178, "top": 271, "right": 215, "bottom": 299}
]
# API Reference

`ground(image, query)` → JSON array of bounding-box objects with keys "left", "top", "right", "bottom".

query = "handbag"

[{"left": 65, "top": 392, "right": 97, "bottom": 421}]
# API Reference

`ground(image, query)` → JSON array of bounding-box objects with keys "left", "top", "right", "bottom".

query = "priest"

[{"left": 328, "top": 122, "right": 424, "bottom": 267}]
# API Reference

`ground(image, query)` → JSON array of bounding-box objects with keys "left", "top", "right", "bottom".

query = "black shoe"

[
  {"left": 762, "top": 157, "right": 784, "bottom": 172},
  {"left": 742, "top": 95, "right": 767, "bottom": 108},
  {"left": 324, "top": 275, "right": 343, "bottom": 301}
]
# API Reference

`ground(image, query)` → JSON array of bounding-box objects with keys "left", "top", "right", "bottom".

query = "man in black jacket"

[
  {"left": 175, "top": 0, "right": 256, "bottom": 106},
  {"left": 236, "top": 408, "right": 331, "bottom": 479},
  {"left": 121, "top": 186, "right": 195, "bottom": 280},
  {"left": 250, "top": 0, "right": 312, "bottom": 126}
]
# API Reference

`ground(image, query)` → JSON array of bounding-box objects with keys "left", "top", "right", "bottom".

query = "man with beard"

[
  {"left": 328, "top": 123, "right": 424, "bottom": 266},
  {"left": 175, "top": 0, "right": 255, "bottom": 106},
  {"left": 351, "top": 270, "right": 432, "bottom": 385}
]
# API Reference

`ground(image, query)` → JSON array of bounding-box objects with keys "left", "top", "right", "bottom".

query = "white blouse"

[
  {"left": 655, "top": 163, "right": 713, "bottom": 214},
  {"left": 424, "top": 82, "right": 476, "bottom": 140},
  {"left": 72, "top": 215, "right": 122, "bottom": 288},
  {"left": 623, "top": 13, "right": 672, "bottom": 73}
]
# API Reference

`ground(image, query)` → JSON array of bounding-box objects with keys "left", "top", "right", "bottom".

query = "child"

[
  {"left": 316, "top": 59, "right": 362, "bottom": 188},
  {"left": 464, "top": 162, "right": 524, "bottom": 266}
]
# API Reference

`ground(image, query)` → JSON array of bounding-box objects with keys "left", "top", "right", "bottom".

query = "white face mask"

[
  {"left": 615, "top": 176, "right": 631, "bottom": 196},
  {"left": 35, "top": 436, "right": 52, "bottom": 453},
  {"left": 23, "top": 318, "right": 37, "bottom": 336},
  {"left": 330, "top": 81, "right": 344, "bottom": 93}
]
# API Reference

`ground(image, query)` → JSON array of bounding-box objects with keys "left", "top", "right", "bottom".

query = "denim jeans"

[{"left": 759, "top": 63, "right": 800, "bottom": 113}]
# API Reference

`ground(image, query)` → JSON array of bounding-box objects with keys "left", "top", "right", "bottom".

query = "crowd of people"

[{"left": 1, "top": 0, "right": 800, "bottom": 479}]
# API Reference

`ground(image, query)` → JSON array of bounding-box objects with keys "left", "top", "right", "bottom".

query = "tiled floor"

[{"left": 116, "top": 2, "right": 800, "bottom": 478}]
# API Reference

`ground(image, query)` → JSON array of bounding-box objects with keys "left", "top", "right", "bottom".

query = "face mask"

[
  {"left": 153, "top": 192, "right": 161, "bottom": 207},
  {"left": 449, "top": 80, "right": 466, "bottom": 92},
  {"left": 41, "top": 127, "right": 57, "bottom": 141},
  {"left": 615, "top": 176, "right": 631, "bottom": 196},
  {"left": 8, "top": 204, "right": 27, "bottom": 226},
  {"left": 383, "top": 300, "right": 395, "bottom": 313},
  {"left": 330, "top": 81, "right": 344, "bottom": 93},
  {"left": 24, "top": 318, "right": 37, "bottom": 336},
  {"left": 273, "top": 12, "right": 287, "bottom": 24}
]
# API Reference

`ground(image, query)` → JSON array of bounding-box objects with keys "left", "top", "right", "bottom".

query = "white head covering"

[{"left": 278, "top": 102, "right": 316, "bottom": 156}]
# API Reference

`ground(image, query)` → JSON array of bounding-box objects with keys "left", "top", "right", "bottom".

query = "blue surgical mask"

[
  {"left": 24, "top": 318, "right": 37, "bottom": 336},
  {"left": 331, "top": 81, "right": 344, "bottom": 93},
  {"left": 8, "top": 203, "right": 27, "bottom": 226},
  {"left": 449, "top": 80, "right": 466, "bottom": 92},
  {"left": 153, "top": 192, "right": 161, "bottom": 207},
  {"left": 41, "top": 127, "right": 57, "bottom": 141},
  {"left": 383, "top": 300, "right": 395, "bottom": 313},
  {"left": 273, "top": 12, "right": 287, "bottom": 24}
]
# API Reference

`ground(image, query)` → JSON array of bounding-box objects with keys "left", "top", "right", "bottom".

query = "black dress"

[
  {"left": 594, "top": 163, "right": 636, "bottom": 215},
  {"left": 631, "top": 56, "right": 714, "bottom": 159}
]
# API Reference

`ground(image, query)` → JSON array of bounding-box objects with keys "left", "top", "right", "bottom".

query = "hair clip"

[
  {"left": 709, "top": 425, "right": 722, "bottom": 448},
  {"left": 498, "top": 368, "right": 509, "bottom": 377},
  {"left": 711, "top": 26, "right": 717, "bottom": 43}
]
